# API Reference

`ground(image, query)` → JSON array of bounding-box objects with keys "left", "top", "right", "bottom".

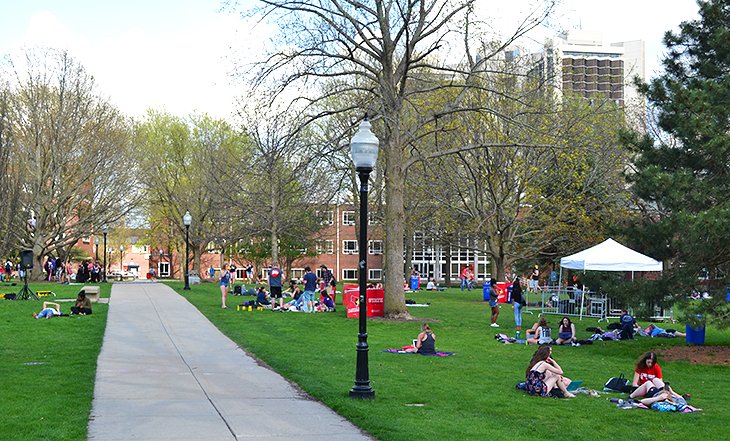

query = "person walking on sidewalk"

[{"left": 489, "top": 278, "right": 500, "bottom": 327}]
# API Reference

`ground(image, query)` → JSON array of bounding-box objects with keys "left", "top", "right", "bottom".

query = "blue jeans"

[
  {"left": 513, "top": 302, "right": 523, "bottom": 327},
  {"left": 461, "top": 278, "right": 470, "bottom": 291}
]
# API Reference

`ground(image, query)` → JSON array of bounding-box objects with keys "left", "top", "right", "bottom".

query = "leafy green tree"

[
  {"left": 136, "top": 111, "right": 247, "bottom": 276},
  {"left": 234, "top": 0, "right": 557, "bottom": 318},
  {"left": 624, "top": 0, "right": 730, "bottom": 327}
]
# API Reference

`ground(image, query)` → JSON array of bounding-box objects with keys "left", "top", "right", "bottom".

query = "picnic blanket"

[
  {"left": 612, "top": 398, "right": 702, "bottom": 413},
  {"left": 383, "top": 348, "right": 455, "bottom": 356}
]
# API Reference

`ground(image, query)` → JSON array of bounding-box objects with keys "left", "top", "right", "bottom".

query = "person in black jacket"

[
  {"left": 619, "top": 310, "right": 636, "bottom": 340},
  {"left": 511, "top": 277, "right": 525, "bottom": 339}
]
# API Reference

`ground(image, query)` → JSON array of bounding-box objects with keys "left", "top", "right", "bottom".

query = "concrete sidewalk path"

[{"left": 88, "top": 282, "right": 373, "bottom": 441}]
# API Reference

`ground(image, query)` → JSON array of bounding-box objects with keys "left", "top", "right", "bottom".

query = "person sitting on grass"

[
  {"left": 33, "top": 302, "right": 63, "bottom": 319},
  {"left": 555, "top": 316, "right": 577, "bottom": 345},
  {"left": 619, "top": 309, "right": 636, "bottom": 340},
  {"left": 646, "top": 323, "right": 686, "bottom": 338},
  {"left": 405, "top": 323, "right": 437, "bottom": 354},
  {"left": 256, "top": 287, "right": 272, "bottom": 308},
  {"left": 526, "top": 317, "right": 551, "bottom": 345},
  {"left": 71, "top": 291, "right": 92, "bottom": 315},
  {"left": 319, "top": 291, "right": 336, "bottom": 312},
  {"left": 525, "top": 345, "right": 575, "bottom": 398},
  {"left": 629, "top": 351, "right": 690, "bottom": 403}
]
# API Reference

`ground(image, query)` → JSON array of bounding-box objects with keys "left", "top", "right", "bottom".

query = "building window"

[
  {"left": 343, "top": 240, "right": 358, "bottom": 254},
  {"left": 290, "top": 268, "right": 304, "bottom": 281},
  {"left": 369, "top": 269, "right": 382, "bottom": 280},
  {"left": 158, "top": 262, "right": 170, "bottom": 277},
  {"left": 82, "top": 236, "right": 91, "bottom": 244},
  {"left": 342, "top": 211, "right": 356, "bottom": 226},
  {"left": 342, "top": 269, "right": 357, "bottom": 280},
  {"left": 368, "top": 240, "right": 383, "bottom": 255},
  {"left": 236, "top": 268, "right": 245, "bottom": 279},
  {"left": 316, "top": 240, "right": 334, "bottom": 255},
  {"left": 368, "top": 211, "right": 380, "bottom": 225},
  {"left": 316, "top": 210, "right": 334, "bottom": 225}
]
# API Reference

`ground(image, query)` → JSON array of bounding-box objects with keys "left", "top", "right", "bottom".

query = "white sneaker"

[{"left": 490, "top": 323, "right": 499, "bottom": 327}]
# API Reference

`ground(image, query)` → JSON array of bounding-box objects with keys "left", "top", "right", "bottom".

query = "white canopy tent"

[
  {"left": 560, "top": 238, "right": 663, "bottom": 272},
  {"left": 554, "top": 238, "right": 663, "bottom": 320}
]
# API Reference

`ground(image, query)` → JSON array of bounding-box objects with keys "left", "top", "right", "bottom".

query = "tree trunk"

[
  {"left": 404, "top": 228, "right": 413, "bottom": 280},
  {"left": 383, "top": 136, "right": 409, "bottom": 318}
]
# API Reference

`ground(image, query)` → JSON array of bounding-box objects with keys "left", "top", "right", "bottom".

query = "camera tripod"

[{"left": 16, "top": 271, "right": 37, "bottom": 300}]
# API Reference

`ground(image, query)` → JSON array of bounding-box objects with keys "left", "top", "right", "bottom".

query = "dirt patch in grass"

[{"left": 660, "top": 346, "right": 730, "bottom": 366}]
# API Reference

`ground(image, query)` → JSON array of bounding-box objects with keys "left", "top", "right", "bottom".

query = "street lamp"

[
  {"left": 183, "top": 211, "right": 192, "bottom": 290},
  {"left": 102, "top": 225, "right": 108, "bottom": 283},
  {"left": 349, "top": 118, "right": 379, "bottom": 399},
  {"left": 94, "top": 237, "right": 100, "bottom": 262},
  {"left": 119, "top": 244, "right": 124, "bottom": 272}
]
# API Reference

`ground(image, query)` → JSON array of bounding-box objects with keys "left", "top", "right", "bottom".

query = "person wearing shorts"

[
  {"left": 302, "top": 266, "right": 318, "bottom": 313},
  {"left": 268, "top": 262, "right": 284, "bottom": 309}
]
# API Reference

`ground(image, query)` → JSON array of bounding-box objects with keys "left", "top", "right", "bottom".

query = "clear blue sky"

[{"left": 0, "top": 0, "right": 700, "bottom": 119}]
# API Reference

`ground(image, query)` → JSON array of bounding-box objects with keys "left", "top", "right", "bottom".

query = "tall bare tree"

[
  {"left": 3, "top": 49, "right": 140, "bottom": 278},
  {"left": 234, "top": 0, "right": 555, "bottom": 318}
]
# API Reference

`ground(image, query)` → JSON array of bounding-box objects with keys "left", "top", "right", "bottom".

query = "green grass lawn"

[
  {"left": 0, "top": 282, "right": 110, "bottom": 441},
  {"left": 176, "top": 281, "right": 730, "bottom": 441}
]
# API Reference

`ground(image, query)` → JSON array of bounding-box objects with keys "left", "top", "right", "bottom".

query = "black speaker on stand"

[{"left": 16, "top": 250, "right": 37, "bottom": 300}]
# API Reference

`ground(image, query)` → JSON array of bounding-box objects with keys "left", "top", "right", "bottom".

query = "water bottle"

[{"left": 516, "top": 330, "right": 521, "bottom": 340}]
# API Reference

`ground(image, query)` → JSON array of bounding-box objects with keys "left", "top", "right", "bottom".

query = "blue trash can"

[
  {"left": 410, "top": 276, "right": 419, "bottom": 291},
  {"left": 483, "top": 281, "right": 491, "bottom": 301},
  {"left": 686, "top": 323, "right": 706, "bottom": 345}
]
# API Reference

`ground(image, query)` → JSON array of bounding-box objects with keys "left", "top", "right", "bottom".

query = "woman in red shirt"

[{"left": 630, "top": 351, "right": 664, "bottom": 399}]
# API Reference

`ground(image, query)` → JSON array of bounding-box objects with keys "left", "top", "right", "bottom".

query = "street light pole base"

[{"left": 349, "top": 387, "right": 375, "bottom": 399}]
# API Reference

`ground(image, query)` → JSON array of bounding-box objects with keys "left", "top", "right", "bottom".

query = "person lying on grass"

[
  {"left": 525, "top": 345, "right": 575, "bottom": 398},
  {"left": 404, "top": 323, "right": 436, "bottom": 355},
  {"left": 645, "top": 323, "right": 686, "bottom": 338},
  {"left": 33, "top": 302, "right": 63, "bottom": 319}
]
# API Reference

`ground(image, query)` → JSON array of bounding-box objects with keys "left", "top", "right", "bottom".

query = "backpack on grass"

[{"left": 604, "top": 373, "right": 631, "bottom": 393}]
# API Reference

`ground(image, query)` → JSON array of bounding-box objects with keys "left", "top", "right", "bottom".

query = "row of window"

[
  {"left": 228, "top": 267, "right": 383, "bottom": 281},
  {"left": 316, "top": 210, "right": 380, "bottom": 226},
  {"left": 316, "top": 240, "right": 383, "bottom": 255}
]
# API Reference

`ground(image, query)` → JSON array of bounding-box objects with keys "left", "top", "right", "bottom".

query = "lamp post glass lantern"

[
  {"left": 102, "top": 225, "right": 108, "bottom": 283},
  {"left": 349, "top": 118, "right": 379, "bottom": 399},
  {"left": 183, "top": 211, "right": 192, "bottom": 290}
]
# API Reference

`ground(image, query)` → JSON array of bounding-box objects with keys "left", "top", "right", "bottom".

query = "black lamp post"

[
  {"left": 102, "top": 225, "right": 108, "bottom": 283},
  {"left": 119, "top": 244, "right": 124, "bottom": 272},
  {"left": 94, "top": 237, "right": 100, "bottom": 262},
  {"left": 349, "top": 118, "right": 379, "bottom": 399},
  {"left": 183, "top": 211, "right": 192, "bottom": 290}
]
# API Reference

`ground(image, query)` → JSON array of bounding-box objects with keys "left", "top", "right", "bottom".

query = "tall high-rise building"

[{"left": 532, "top": 30, "right": 646, "bottom": 127}]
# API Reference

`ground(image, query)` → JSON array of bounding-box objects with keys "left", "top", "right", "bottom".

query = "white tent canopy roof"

[{"left": 559, "top": 238, "right": 663, "bottom": 272}]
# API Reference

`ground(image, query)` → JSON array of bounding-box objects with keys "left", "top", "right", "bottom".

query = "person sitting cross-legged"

[
  {"left": 71, "top": 291, "right": 93, "bottom": 315},
  {"left": 404, "top": 323, "right": 437, "bottom": 355}
]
